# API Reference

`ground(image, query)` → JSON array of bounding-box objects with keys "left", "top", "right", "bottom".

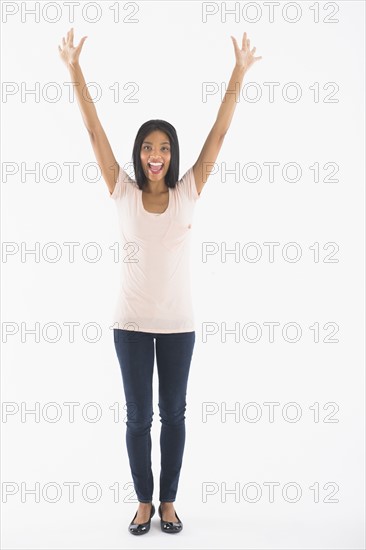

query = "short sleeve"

[
  {"left": 109, "top": 165, "right": 133, "bottom": 200},
  {"left": 179, "top": 166, "right": 200, "bottom": 202}
]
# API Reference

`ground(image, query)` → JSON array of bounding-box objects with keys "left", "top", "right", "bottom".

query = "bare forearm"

[
  {"left": 67, "top": 62, "right": 100, "bottom": 133},
  {"left": 215, "top": 64, "right": 246, "bottom": 136}
]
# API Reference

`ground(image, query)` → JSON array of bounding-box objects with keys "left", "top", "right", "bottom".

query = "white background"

[{"left": 1, "top": 1, "right": 365, "bottom": 548}]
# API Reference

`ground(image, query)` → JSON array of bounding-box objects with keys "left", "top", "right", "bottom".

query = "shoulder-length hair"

[{"left": 132, "top": 119, "right": 180, "bottom": 190}]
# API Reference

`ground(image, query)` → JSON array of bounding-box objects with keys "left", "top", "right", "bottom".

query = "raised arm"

[
  {"left": 192, "top": 31, "right": 262, "bottom": 196},
  {"left": 58, "top": 28, "right": 119, "bottom": 195}
]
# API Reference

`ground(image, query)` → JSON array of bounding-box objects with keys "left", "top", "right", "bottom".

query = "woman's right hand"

[{"left": 58, "top": 27, "right": 87, "bottom": 68}]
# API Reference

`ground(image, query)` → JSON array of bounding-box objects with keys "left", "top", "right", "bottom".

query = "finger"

[
  {"left": 247, "top": 39, "right": 250, "bottom": 50},
  {"left": 251, "top": 46, "right": 256, "bottom": 54},
  {"left": 230, "top": 35, "right": 238, "bottom": 51},
  {"left": 242, "top": 31, "right": 247, "bottom": 50},
  {"left": 62, "top": 37, "right": 66, "bottom": 45},
  {"left": 254, "top": 56, "right": 263, "bottom": 61},
  {"left": 58, "top": 45, "right": 62, "bottom": 52},
  {"left": 70, "top": 27, "right": 74, "bottom": 46}
]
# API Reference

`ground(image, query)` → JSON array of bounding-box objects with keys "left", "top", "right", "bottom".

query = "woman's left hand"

[{"left": 230, "top": 32, "right": 262, "bottom": 71}]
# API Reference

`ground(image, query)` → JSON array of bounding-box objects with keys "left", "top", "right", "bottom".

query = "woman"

[{"left": 58, "top": 27, "right": 262, "bottom": 535}]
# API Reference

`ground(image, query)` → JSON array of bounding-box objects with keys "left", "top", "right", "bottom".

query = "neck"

[{"left": 144, "top": 178, "right": 168, "bottom": 194}]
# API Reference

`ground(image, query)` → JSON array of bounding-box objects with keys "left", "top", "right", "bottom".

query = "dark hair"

[{"left": 132, "top": 119, "right": 180, "bottom": 190}]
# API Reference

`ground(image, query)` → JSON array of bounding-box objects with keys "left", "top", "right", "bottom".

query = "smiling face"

[{"left": 140, "top": 130, "right": 171, "bottom": 185}]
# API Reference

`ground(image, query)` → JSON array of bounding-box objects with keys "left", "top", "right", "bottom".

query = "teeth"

[{"left": 149, "top": 162, "right": 163, "bottom": 166}]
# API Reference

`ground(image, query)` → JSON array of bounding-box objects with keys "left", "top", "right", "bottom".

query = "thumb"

[{"left": 77, "top": 36, "right": 88, "bottom": 50}]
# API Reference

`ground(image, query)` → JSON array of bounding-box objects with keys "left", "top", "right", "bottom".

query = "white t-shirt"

[{"left": 110, "top": 164, "right": 200, "bottom": 333}]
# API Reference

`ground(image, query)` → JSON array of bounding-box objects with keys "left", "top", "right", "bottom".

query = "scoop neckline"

[{"left": 140, "top": 187, "right": 170, "bottom": 215}]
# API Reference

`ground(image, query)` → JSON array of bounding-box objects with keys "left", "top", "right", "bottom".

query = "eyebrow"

[{"left": 142, "top": 141, "right": 170, "bottom": 145}]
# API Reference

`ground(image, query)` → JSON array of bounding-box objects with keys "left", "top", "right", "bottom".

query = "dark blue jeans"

[{"left": 113, "top": 329, "right": 196, "bottom": 503}]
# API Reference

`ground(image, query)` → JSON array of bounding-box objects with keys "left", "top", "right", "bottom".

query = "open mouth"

[{"left": 148, "top": 162, "right": 164, "bottom": 174}]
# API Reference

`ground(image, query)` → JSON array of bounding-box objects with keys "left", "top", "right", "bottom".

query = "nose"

[{"left": 148, "top": 156, "right": 164, "bottom": 162}]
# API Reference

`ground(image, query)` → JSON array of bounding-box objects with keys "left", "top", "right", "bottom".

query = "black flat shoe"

[
  {"left": 128, "top": 503, "right": 155, "bottom": 535},
  {"left": 158, "top": 503, "right": 183, "bottom": 534}
]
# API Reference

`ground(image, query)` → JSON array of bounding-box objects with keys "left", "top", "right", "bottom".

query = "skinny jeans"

[{"left": 113, "top": 328, "right": 195, "bottom": 503}]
